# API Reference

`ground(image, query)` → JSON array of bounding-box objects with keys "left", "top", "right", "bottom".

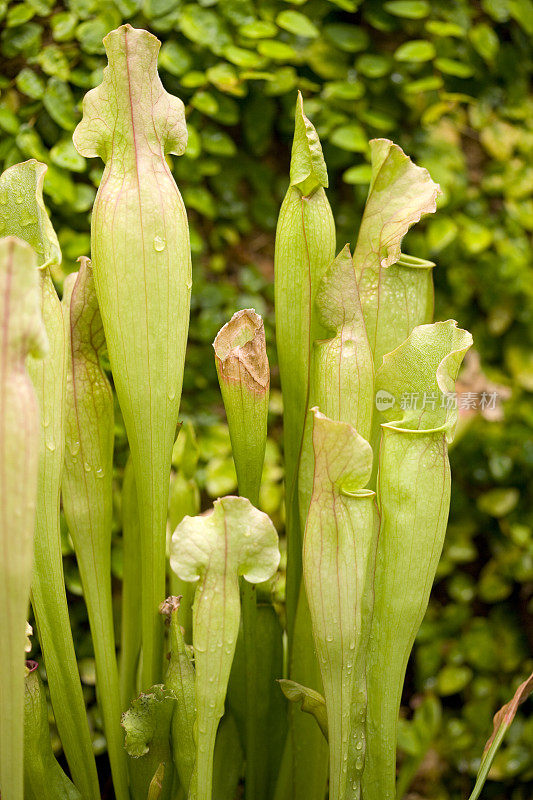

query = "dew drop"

[
  {"left": 356, "top": 740, "right": 363, "bottom": 751},
  {"left": 15, "top": 195, "right": 23, "bottom": 204},
  {"left": 153, "top": 235, "right": 166, "bottom": 252},
  {"left": 69, "top": 440, "right": 80, "bottom": 456},
  {"left": 84, "top": 462, "right": 91, "bottom": 472},
  {"left": 46, "top": 440, "right": 56, "bottom": 452},
  {"left": 96, "top": 467, "right": 104, "bottom": 478},
  {"left": 356, "top": 757, "right": 364, "bottom": 770}
]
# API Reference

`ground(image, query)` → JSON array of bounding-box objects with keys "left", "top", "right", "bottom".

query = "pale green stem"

[
  {"left": 61, "top": 262, "right": 129, "bottom": 800},
  {"left": 73, "top": 25, "right": 191, "bottom": 690},
  {"left": 0, "top": 160, "right": 98, "bottom": 799},
  {"left": 23, "top": 662, "right": 82, "bottom": 800},
  {"left": 303, "top": 411, "right": 378, "bottom": 800},
  {"left": 120, "top": 457, "right": 142, "bottom": 712},
  {"left": 214, "top": 308, "right": 270, "bottom": 800},
  {"left": 0, "top": 237, "right": 46, "bottom": 800},
  {"left": 29, "top": 272, "right": 100, "bottom": 800},
  {"left": 170, "top": 497, "right": 279, "bottom": 800}
]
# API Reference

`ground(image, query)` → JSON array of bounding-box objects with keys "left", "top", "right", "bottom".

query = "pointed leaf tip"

[
  {"left": 147, "top": 764, "right": 165, "bottom": 800},
  {"left": 0, "top": 236, "right": 48, "bottom": 360},
  {"left": 316, "top": 244, "right": 363, "bottom": 331},
  {"left": 468, "top": 669, "right": 533, "bottom": 800},
  {"left": 486, "top": 672, "right": 533, "bottom": 752},
  {"left": 63, "top": 256, "right": 106, "bottom": 361},
  {"left": 279, "top": 680, "right": 329, "bottom": 740},
  {"left": 0, "top": 160, "right": 61, "bottom": 270},
  {"left": 290, "top": 91, "right": 328, "bottom": 195}
]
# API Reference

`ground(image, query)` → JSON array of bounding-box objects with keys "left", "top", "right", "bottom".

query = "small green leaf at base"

[{"left": 279, "top": 680, "right": 328, "bottom": 741}]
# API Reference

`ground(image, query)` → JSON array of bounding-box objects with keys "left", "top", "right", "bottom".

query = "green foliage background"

[{"left": 1, "top": 0, "right": 532, "bottom": 797}]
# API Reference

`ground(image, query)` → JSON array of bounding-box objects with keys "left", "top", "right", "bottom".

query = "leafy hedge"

[{"left": 2, "top": 0, "right": 533, "bottom": 797}]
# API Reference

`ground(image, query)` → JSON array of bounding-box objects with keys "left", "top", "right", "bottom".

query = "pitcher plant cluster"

[{"left": 0, "top": 23, "right": 529, "bottom": 800}]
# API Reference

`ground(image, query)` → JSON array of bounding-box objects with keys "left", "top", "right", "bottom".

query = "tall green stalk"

[
  {"left": 214, "top": 308, "right": 269, "bottom": 800},
  {"left": 73, "top": 24, "right": 191, "bottom": 688},
  {"left": 0, "top": 236, "right": 46, "bottom": 800},
  {"left": 28, "top": 268, "right": 99, "bottom": 799},
  {"left": 304, "top": 410, "right": 378, "bottom": 800},
  {"left": 62, "top": 257, "right": 130, "bottom": 800},
  {"left": 23, "top": 662, "right": 82, "bottom": 800},
  {"left": 275, "top": 91, "right": 336, "bottom": 634},
  {"left": 363, "top": 321, "right": 472, "bottom": 800},
  {"left": 214, "top": 308, "right": 269, "bottom": 506},
  {"left": 228, "top": 603, "right": 287, "bottom": 800},
  {"left": 0, "top": 161, "right": 99, "bottom": 800},
  {"left": 274, "top": 91, "right": 335, "bottom": 800},
  {"left": 170, "top": 497, "right": 280, "bottom": 800},
  {"left": 297, "top": 243, "right": 376, "bottom": 800}
]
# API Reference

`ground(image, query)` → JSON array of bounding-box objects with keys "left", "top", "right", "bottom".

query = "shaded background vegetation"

[{"left": 1, "top": 0, "right": 533, "bottom": 797}]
